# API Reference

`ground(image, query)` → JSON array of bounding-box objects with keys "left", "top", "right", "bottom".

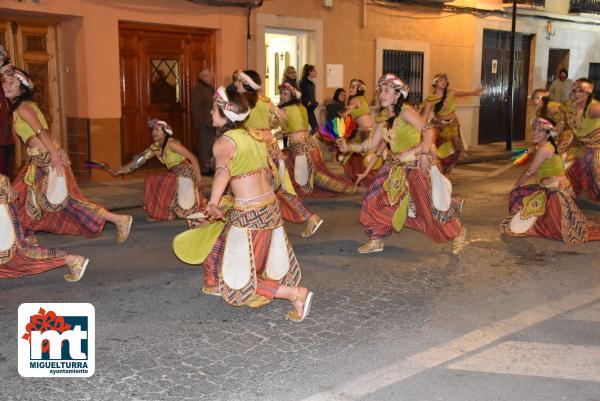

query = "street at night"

[{"left": 1, "top": 160, "right": 599, "bottom": 401}]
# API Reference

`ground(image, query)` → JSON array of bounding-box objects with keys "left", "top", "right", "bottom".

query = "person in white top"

[{"left": 548, "top": 68, "right": 573, "bottom": 104}]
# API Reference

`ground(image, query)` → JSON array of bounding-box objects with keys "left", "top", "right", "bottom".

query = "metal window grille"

[
  {"left": 570, "top": 0, "right": 600, "bottom": 14},
  {"left": 382, "top": 49, "right": 424, "bottom": 104}
]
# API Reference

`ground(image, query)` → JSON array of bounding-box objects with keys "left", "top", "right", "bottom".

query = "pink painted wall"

[{"left": 1, "top": 0, "right": 248, "bottom": 118}]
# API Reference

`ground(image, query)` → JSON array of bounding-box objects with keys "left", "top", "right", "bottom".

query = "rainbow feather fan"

[
  {"left": 317, "top": 116, "right": 356, "bottom": 143},
  {"left": 511, "top": 147, "right": 530, "bottom": 166},
  {"left": 85, "top": 160, "right": 111, "bottom": 171}
]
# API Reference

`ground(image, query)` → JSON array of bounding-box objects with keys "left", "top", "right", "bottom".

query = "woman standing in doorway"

[
  {"left": 2, "top": 67, "right": 132, "bottom": 242},
  {"left": 300, "top": 64, "right": 319, "bottom": 134}
]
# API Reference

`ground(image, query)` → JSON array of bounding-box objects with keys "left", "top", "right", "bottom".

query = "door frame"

[
  {"left": 118, "top": 21, "right": 216, "bottom": 164},
  {"left": 255, "top": 14, "right": 323, "bottom": 105}
]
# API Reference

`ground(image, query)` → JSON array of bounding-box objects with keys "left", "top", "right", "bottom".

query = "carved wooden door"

[{"left": 119, "top": 22, "right": 215, "bottom": 164}]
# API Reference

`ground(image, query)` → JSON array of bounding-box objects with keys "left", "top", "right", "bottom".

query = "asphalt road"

[{"left": 1, "top": 160, "right": 599, "bottom": 401}]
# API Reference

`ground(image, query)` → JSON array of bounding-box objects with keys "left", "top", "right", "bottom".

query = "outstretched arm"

[
  {"left": 452, "top": 87, "right": 483, "bottom": 97},
  {"left": 113, "top": 147, "right": 155, "bottom": 175}
]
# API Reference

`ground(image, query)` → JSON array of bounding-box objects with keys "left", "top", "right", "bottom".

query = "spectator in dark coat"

[
  {"left": 190, "top": 69, "right": 216, "bottom": 174},
  {"left": 300, "top": 64, "right": 318, "bottom": 133}
]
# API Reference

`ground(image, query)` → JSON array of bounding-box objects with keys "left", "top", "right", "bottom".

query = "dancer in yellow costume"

[{"left": 173, "top": 85, "right": 313, "bottom": 322}]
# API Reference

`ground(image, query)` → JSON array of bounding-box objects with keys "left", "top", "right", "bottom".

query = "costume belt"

[
  {"left": 233, "top": 191, "right": 276, "bottom": 211},
  {"left": 230, "top": 192, "right": 282, "bottom": 230},
  {"left": 169, "top": 161, "right": 196, "bottom": 179},
  {"left": 573, "top": 128, "right": 600, "bottom": 147},
  {"left": 287, "top": 135, "right": 316, "bottom": 154},
  {"left": 540, "top": 176, "right": 572, "bottom": 191},
  {"left": 386, "top": 146, "right": 421, "bottom": 169}
]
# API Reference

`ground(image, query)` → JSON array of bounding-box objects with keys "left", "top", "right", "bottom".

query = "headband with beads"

[
  {"left": 378, "top": 73, "right": 409, "bottom": 99},
  {"left": 148, "top": 119, "right": 173, "bottom": 136}
]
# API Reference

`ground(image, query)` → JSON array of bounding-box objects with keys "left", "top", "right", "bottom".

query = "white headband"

[{"left": 215, "top": 86, "right": 250, "bottom": 122}]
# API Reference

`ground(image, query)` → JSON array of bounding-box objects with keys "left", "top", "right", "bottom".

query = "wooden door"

[
  {"left": 589, "top": 63, "right": 600, "bottom": 101},
  {"left": 119, "top": 22, "right": 215, "bottom": 164},
  {"left": 479, "top": 29, "right": 531, "bottom": 144}
]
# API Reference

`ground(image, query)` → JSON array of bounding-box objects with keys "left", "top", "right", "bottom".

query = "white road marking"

[
  {"left": 302, "top": 285, "right": 600, "bottom": 401},
  {"left": 448, "top": 341, "right": 600, "bottom": 382}
]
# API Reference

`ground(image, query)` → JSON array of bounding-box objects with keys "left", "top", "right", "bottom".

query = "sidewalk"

[{"left": 79, "top": 142, "right": 525, "bottom": 211}]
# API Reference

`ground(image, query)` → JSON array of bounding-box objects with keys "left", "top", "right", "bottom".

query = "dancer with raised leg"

[
  {"left": 2, "top": 67, "right": 132, "bottom": 242},
  {"left": 339, "top": 74, "right": 465, "bottom": 254}
]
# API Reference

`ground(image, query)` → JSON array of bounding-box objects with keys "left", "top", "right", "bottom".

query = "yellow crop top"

[
  {"left": 385, "top": 105, "right": 421, "bottom": 153},
  {"left": 280, "top": 104, "right": 309, "bottom": 133},
  {"left": 151, "top": 138, "right": 185, "bottom": 169},
  {"left": 536, "top": 151, "right": 564, "bottom": 180},
  {"left": 223, "top": 128, "right": 268, "bottom": 177},
  {"left": 576, "top": 99, "right": 600, "bottom": 138},
  {"left": 245, "top": 97, "right": 271, "bottom": 130},
  {"left": 13, "top": 101, "right": 48, "bottom": 144},
  {"left": 350, "top": 96, "right": 370, "bottom": 119}
]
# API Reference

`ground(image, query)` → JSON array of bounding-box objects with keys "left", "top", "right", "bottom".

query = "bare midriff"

[{"left": 230, "top": 169, "right": 274, "bottom": 200}]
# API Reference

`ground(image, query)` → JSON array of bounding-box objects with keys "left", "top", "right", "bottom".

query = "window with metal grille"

[
  {"left": 150, "top": 59, "right": 180, "bottom": 103},
  {"left": 570, "top": 0, "right": 600, "bottom": 14},
  {"left": 382, "top": 49, "right": 424, "bottom": 104}
]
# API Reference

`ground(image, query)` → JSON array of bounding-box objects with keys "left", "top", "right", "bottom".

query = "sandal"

[
  {"left": 301, "top": 215, "right": 323, "bottom": 238},
  {"left": 117, "top": 215, "right": 133, "bottom": 244},
  {"left": 452, "top": 226, "right": 467, "bottom": 255},
  {"left": 286, "top": 289, "right": 314, "bottom": 323},
  {"left": 357, "top": 239, "right": 384, "bottom": 254},
  {"left": 64, "top": 257, "right": 90, "bottom": 282},
  {"left": 201, "top": 286, "right": 221, "bottom": 297}
]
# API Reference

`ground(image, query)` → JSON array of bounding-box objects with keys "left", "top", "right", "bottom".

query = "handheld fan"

[
  {"left": 317, "top": 116, "right": 356, "bottom": 143},
  {"left": 511, "top": 147, "right": 530, "bottom": 166}
]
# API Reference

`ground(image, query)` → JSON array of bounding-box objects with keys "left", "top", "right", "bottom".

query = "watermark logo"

[{"left": 18, "top": 303, "right": 95, "bottom": 377}]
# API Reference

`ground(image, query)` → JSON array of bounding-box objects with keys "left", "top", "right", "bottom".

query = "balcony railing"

[
  {"left": 502, "top": 0, "right": 545, "bottom": 6},
  {"left": 570, "top": 0, "right": 600, "bottom": 14}
]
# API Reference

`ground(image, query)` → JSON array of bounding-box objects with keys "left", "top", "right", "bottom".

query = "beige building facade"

[{"left": 1, "top": 0, "right": 599, "bottom": 180}]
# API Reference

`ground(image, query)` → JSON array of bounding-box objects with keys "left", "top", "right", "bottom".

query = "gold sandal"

[
  {"left": 201, "top": 286, "right": 222, "bottom": 297},
  {"left": 64, "top": 257, "right": 90, "bottom": 282},
  {"left": 117, "top": 215, "right": 133, "bottom": 244},
  {"left": 452, "top": 226, "right": 467, "bottom": 255},
  {"left": 301, "top": 215, "right": 323, "bottom": 238},
  {"left": 286, "top": 289, "right": 314, "bottom": 322},
  {"left": 357, "top": 239, "right": 384, "bottom": 254}
]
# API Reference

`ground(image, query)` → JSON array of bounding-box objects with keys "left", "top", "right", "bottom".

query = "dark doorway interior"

[
  {"left": 589, "top": 63, "right": 600, "bottom": 101},
  {"left": 547, "top": 49, "right": 570, "bottom": 89},
  {"left": 479, "top": 29, "right": 531, "bottom": 144}
]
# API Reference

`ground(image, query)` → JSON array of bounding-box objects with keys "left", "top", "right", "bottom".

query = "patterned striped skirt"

[
  {"left": 285, "top": 135, "right": 357, "bottom": 198},
  {"left": 144, "top": 161, "right": 204, "bottom": 221},
  {"left": 203, "top": 193, "right": 301, "bottom": 308},
  {"left": 360, "top": 162, "right": 462, "bottom": 242},
  {"left": 565, "top": 130, "right": 600, "bottom": 202},
  {"left": 501, "top": 183, "right": 600, "bottom": 243},
  {"left": 433, "top": 118, "right": 462, "bottom": 175},
  {"left": 1, "top": 176, "right": 65, "bottom": 278},
  {"left": 12, "top": 148, "right": 106, "bottom": 238}
]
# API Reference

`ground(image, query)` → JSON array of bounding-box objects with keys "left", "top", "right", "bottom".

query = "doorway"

[
  {"left": 589, "top": 63, "right": 600, "bottom": 101},
  {"left": 118, "top": 22, "right": 215, "bottom": 164},
  {"left": 547, "top": 49, "right": 570, "bottom": 89},
  {"left": 479, "top": 29, "right": 531, "bottom": 144},
  {"left": 264, "top": 28, "right": 307, "bottom": 103}
]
